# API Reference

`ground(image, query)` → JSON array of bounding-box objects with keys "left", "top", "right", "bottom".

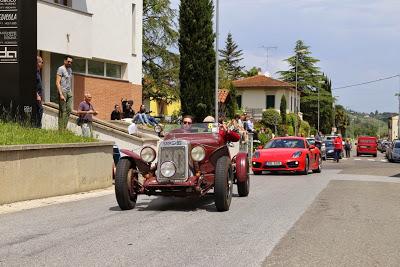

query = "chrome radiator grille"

[{"left": 157, "top": 140, "right": 189, "bottom": 182}]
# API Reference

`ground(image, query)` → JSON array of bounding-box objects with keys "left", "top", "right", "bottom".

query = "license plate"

[
  {"left": 266, "top": 161, "right": 282, "bottom": 166},
  {"left": 360, "top": 146, "right": 368, "bottom": 148}
]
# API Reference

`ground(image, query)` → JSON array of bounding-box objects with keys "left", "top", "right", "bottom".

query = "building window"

[
  {"left": 53, "top": 0, "right": 71, "bottom": 7},
  {"left": 88, "top": 60, "right": 105, "bottom": 76},
  {"left": 236, "top": 95, "right": 242, "bottom": 109},
  {"left": 132, "top": 4, "right": 136, "bottom": 54},
  {"left": 74, "top": 58, "right": 86, "bottom": 74},
  {"left": 266, "top": 95, "right": 275, "bottom": 109},
  {"left": 106, "top": 63, "right": 122, "bottom": 79}
]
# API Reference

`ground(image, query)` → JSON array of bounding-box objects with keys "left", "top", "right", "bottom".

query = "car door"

[{"left": 305, "top": 140, "right": 317, "bottom": 166}]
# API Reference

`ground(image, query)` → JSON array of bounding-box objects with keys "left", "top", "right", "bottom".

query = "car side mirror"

[
  {"left": 257, "top": 146, "right": 263, "bottom": 149},
  {"left": 309, "top": 145, "right": 316, "bottom": 149}
]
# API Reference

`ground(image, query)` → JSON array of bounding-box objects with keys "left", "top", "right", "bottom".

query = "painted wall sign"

[{"left": 0, "top": 0, "right": 37, "bottom": 121}]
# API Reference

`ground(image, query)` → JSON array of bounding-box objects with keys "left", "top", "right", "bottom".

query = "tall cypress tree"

[
  {"left": 280, "top": 95, "right": 287, "bottom": 124},
  {"left": 179, "top": 0, "right": 215, "bottom": 121}
]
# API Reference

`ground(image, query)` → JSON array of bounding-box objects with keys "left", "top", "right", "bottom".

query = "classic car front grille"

[{"left": 157, "top": 140, "right": 189, "bottom": 182}]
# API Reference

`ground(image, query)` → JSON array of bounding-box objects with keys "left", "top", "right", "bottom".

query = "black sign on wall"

[{"left": 0, "top": 0, "right": 37, "bottom": 121}]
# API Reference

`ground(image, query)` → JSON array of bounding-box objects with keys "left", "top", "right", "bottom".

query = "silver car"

[{"left": 387, "top": 140, "right": 400, "bottom": 163}]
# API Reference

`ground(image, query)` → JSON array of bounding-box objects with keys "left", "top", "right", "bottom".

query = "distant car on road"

[
  {"left": 386, "top": 140, "right": 400, "bottom": 163},
  {"left": 324, "top": 140, "right": 343, "bottom": 159},
  {"left": 252, "top": 137, "right": 322, "bottom": 175},
  {"left": 378, "top": 140, "right": 390, "bottom": 153},
  {"left": 356, "top": 136, "right": 377, "bottom": 157}
]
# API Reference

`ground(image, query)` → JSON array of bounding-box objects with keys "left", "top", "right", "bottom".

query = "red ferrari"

[{"left": 252, "top": 137, "right": 322, "bottom": 175}]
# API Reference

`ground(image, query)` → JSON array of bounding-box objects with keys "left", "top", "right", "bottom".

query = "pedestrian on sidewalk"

[
  {"left": 333, "top": 134, "right": 343, "bottom": 162},
  {"left": 34, "top": 56, "right": 44, "bottom": 128},
  {"left": 56, "top": 55, "right": 73, "bottom": 130},
  {"left": 344, "top": 138, "right": 352, "bottom": 158},
  {"left": 78, "top": 93, "right": 97, "bottom": 137}
]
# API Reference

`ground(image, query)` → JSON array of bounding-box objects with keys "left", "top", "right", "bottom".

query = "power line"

[{"left": 332, "top": 74, "right": 400, "bottom": 90}]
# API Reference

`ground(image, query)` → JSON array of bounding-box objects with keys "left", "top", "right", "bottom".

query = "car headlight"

[
  {"left": 160, "top": 161, "right": 176, "bottom": 178},
  {"left": 191, "top": 146, "right": 206, "bottom": 162},
  {"left": 292, "top": 151, "right": 302, "bottom": 158},
  {"left": 140, "top": 147, "right": 156, "bottom": 163}
]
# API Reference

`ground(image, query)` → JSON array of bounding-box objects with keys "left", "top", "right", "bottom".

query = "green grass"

[{"left": 0, "top": 122, "right": 96, "bottom": 145}]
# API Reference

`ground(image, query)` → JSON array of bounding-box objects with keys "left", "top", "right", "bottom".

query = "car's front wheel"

[
  {"left": 300, "top": 156, "right": 309, "bottom": 175},
  {"left": 313, "top": 156, "right": 322, "bottom": 173},
  {"left": 215, "top": 156, "right": 233, "bottom": 212},
  {"left": 115, "top": 158, "right": 138, "bottom": 210}
]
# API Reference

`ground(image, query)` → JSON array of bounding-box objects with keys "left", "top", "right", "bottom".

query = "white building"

[
  {"left": 232, "top": 75, "right": 301, "bottom": 120},
  {"left": 37, "top": 0, "right": 143, "bottom": 120},
  {"left": 388, "top": 115, "right": 399, "bottom": 141}
]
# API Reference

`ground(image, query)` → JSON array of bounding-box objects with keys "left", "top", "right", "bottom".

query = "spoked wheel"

[
  {"left": 215, "top": 157, "right": 233, "bottom": 212},
  {"left": 115, "top": 158, "right": 138, "bottom": 210}
]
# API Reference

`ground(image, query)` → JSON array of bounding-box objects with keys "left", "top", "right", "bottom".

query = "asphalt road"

[{"left": 1, "top": 151, "right": 400, "bottom": 266}]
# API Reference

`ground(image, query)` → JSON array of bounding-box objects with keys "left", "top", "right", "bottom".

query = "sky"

[{"left": 170, "top": 0, "right": 400, "bottom": 113}]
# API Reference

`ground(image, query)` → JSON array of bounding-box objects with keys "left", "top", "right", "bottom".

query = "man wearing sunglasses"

[
  {"left": 182, "top": 115, "right": 193, "bottom": 130},
  {"left": 56, "top": 55, "right": 73, "bottom": 130}
]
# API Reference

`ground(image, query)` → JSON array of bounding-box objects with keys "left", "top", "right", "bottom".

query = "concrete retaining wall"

[{"left": 0, "top": 142, "right": 114, "bottom": 205}]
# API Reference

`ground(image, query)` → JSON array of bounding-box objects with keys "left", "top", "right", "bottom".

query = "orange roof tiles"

[{"left": 232, "top": 75, "right": 294, "bottom": 89}]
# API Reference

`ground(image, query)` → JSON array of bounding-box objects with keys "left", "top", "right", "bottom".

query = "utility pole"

[
  {"left": 398, "top": 75, "right": 400, "bottom": 139},
  {"left": 215, "top": 0, "right": 219, "bottom": 122}
]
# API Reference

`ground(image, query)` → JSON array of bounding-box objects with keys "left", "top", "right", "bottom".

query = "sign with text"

[{"left": 0, "top": 0, "right": 36, "bottom": 121}]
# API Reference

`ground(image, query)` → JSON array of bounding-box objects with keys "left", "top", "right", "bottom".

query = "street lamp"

[
  {"left": 214, "top": 0, "right": 219, "bottom": 121},
  {"left": 294, "top": 49, "right": 307, "bottom": 136}
]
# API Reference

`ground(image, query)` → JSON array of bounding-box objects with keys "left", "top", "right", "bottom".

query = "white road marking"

[
  {"left": 367, "top": 159, "right": 375, "bottom": 162},
  {"left": 354, "top": 159, "right": 362, "bottom": 161}
]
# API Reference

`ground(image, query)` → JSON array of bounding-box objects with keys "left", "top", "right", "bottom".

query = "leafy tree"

[
  {"left": 262, "top": 109, "right": 281, "bottom": 135},
  {"left": 143, "top": 0, "right": 179, "bottom": 107},
  {"left": 278, "top": 40, "right": 334, "bottom": 134},
  {"left": 280, "top": 95, "right": 287, "bottom": 124},
  {"left": 334, "top": 105, "right": 350, "bottom": 136},
  {"left": 219, "top": 33, "right": 244, "bottom": 80},
  {"left": 242, "top": 67, "right": 260, "bottom": 77},
  {"left": 179, "top": 0, "right": 215, "bottom": 120}
]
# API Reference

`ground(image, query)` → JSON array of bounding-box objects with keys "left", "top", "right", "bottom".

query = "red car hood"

[{"left": 257, "top": 148, "right": 303, "bottom": 160}]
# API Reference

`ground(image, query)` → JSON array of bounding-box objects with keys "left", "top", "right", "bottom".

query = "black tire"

[
  {"left": 322, "top": 155, "right": 326, "bottom": 161},
  {"left": 253, "top": 170, "right": 262, "bottom": 175},
  {"left": 313, "top": 156, "right": 322, "bottom": 173},
  {"left": 237, "top": 178, "right": 250, "bottom": 197},
  {"left": 115, "top": 158, "right": 138, "bottom": 210},
  {"left": 357, "top": 153, "right": 360, "bottom": 157},
  {"left": 215, "top": 156, "right": 233, "bottom": 212},
  {"left": 300, "top": 157, "right": 309, "bottom": 175},
  {"left": 373, "top": 154, "right": 377, "bottom": 158}
]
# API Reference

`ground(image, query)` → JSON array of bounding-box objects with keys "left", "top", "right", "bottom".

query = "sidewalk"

[{"left": 264, "top": 180, "right": 400, "bottom": 266}]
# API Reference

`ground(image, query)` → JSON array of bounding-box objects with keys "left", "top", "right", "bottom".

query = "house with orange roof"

[{"left": 232, "top": 75, "right": 301, "bottom": 119}]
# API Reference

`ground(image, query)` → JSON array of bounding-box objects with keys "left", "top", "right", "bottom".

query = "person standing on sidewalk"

[
  {"left": 56, "top": 55, "right": 73, "bottom": 130},
  {"left": 34, "top": 56, "right": 44, "bottom": 128},
  {"left": 334, "top": 134, "right": 344, "bottom": 162},
  {"left": 78, "top": 93, "right": 97, "bottom": 137},
  {"left": 344, "top": 138, "right": 352, "bottom": 158}
]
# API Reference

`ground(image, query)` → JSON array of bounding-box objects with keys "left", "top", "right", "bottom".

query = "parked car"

[
  {"left": 378, "top": 140, "right": 390, "bottom": 153},
  {"left": 386, "top": 140, "right": 400, "bottom": 162},
  {"left": 114, "top": 123, "right": 250, "bottom": 212},
  {"left": 324, "top": 140, "right": 343, "bottom": 159},
  {"left": 251, "top": 136, "right": 321, "bottom": 175},
  {"left": 356, "top": 136, "right": 377, "bottom": 157}
]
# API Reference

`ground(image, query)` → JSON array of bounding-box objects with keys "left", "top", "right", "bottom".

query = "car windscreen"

[
  {"left": 165, "top": 123, "right": 219, "bottom": 134},
  {"left": 324, "top": 141, "right": 333, "bottom": 147},
  {"left": 265, "top": 139, "right": 305, "bottom": 149}
]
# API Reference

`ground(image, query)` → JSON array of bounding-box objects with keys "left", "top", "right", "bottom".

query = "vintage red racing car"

[
  {"left": 115, "top": 123, "right": 250, "bottom": 212},
  {"left": 251, "top": 136, "right": 322, "bottom": 175}
]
